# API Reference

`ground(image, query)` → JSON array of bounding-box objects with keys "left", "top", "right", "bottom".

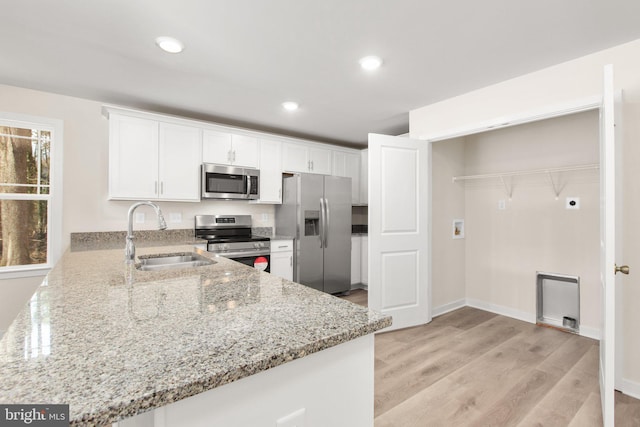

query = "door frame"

[{"left": 416, "top": 91, "right": 620, "bottom": 382}]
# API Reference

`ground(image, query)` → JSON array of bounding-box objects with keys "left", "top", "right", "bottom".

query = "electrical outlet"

[
  {"left": 262, "top": 213, "right": 269, "bottom": 221},
  {"left": 498, "top": 199, "right": 506, "bottom": 210},
  {"left": 566, "top": 197, "right": 580, "bottom": 210},
  {"left": 276, "top": 408, "right": 306, "bottom": 427},
  {"left": 169, "top": 212, "right": 182, "bottom": 223},
  {"left": 135, "top": 212, "right": 145, "bottom": 223}
]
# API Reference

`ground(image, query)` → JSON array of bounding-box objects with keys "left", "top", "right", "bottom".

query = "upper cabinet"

[
  {"left": 332, "top": 150, "right": 360, "bottom": 204},
  {"left": 282, "top": 143, "right": 332, "bottom": 175},
  {"left": 202, "top": 130, "right": 259, "bottom": 168},
  {"left": 158, "top": 123, "right": 202, "bottom": 200},
  {"left": 108, "top": 114, "right": 201, "bottom": 201},
  {"left": 105, "top": 106, "right": 363, "bottom": 205},
  {"left": 252, "top": 138, "right": 283, "bottom": 204}
]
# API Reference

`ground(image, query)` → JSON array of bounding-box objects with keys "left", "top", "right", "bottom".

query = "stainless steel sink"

[{"left": 136, "top": 252, "right": 215, "bottom": 271}]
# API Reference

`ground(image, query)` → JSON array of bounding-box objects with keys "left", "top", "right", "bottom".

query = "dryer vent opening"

[{"left": 536, "top": 272, "right": 580, "bottom": 333}]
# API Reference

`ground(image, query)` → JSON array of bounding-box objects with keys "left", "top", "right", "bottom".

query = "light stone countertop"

[{"left": 0, "top": 242, "right": 390, "bottom": 426}]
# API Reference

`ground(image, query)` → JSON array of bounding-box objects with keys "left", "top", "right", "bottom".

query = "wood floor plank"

[
  {"left": 341, "top": 288, "right": 368, "bottom": 306},
  {"left": 615, "top": 391, "right": 640, "bottom": 427},
  {"left": 375, "top": 377, "right": 484, "bottom": 427},
  {"left": 568, "top": 392, "right": 604, "bottom": 427},
  {"left": 516, "top": 345, "right": 600, "bottom": 427},
  {"left": 431, "top": 305, "right": 498, "bottom": 330},
  {"left": 467, "top": 368, "right": 561, "bottom": 426},
  {"left": 446, "top": 331, "right": 550, "bottom": 413},
  {"left": 536, "top": 334, "right": 596, "bottom": 378},
  {"left": 375, "top": 314, "right": 524, "bottom": 417},
  {"left": 336, "top": 292, "right": 640, "bottom": 426}
]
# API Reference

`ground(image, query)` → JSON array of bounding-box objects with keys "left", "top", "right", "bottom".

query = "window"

[{"left": 0, "top": 114, "right": 62, "bottom": 276}]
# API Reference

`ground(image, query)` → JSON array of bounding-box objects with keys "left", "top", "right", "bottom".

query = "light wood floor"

[{"left": 340, "top": 289, "right": 640, "bottom": 426}]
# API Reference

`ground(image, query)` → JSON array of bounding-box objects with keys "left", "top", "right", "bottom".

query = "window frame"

[{"left": 0, "top": 112, "right": 63, "bottom": 279}]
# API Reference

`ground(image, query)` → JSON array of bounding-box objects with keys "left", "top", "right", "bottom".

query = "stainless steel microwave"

[{"left": 201, "top": 163, "right": 260, "bottom": 200}]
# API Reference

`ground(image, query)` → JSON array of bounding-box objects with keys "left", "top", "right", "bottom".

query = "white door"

[
  {"left": 368, "top": 133, "right": 430, "bottom": 331},
  {"left": 600, "top": 64, "right": 622, "bottom": 427}
]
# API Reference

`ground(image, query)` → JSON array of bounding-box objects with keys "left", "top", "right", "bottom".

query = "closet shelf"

[{"left": 452, "top": 163, "right": 599, "bottom": 198}]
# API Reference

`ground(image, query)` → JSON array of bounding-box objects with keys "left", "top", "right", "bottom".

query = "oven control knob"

[{"left": 222, "top": 244, "right": 230, "bottom": 250}]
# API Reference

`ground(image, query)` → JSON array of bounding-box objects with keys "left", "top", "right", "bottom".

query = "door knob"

[{"left": 615, "top": 264, "right": 630, "bottom": 275}]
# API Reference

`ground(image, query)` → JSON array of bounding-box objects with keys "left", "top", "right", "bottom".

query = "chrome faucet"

[{"left": 125, "top": 201, "right": 167, "bottom": 263}]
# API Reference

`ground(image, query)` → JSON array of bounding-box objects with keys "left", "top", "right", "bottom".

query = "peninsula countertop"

[{"left": 0, "top": 243, "right": 391, "bottom": 426}]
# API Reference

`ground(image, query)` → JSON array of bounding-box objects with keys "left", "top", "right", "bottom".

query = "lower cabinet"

[
  {"left": 361, "top": 236, "right": 368, "bottom": 286},
  {"left": 270, "top": 239, "right": 293, "bottom": 281},
  {"left": 351, "top": 236, "right": 361, "bottom": 286}
]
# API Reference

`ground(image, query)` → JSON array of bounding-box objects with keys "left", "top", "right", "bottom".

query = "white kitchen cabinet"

[
  {"left": 202, "top": 130, "right": 259, "bottom": 168},
  {"left": 360, "top": 149, "right": 368, "bottom": 204},
  {"left": 109, "top": 114, "right": 159, "bottom": 199},
  {"left": 333, "top": 151, "right": 360, "bottom": 204},
  {"left": 351, "top": 235, "right": 361, "bottom": 286},
  {"left": 270, "top": 239, "right": 293, "bottom": 281},
  {"left": 158, "top": 123, "right": 202, "bottom": 200},
  {"left": 252, "top": 138, "right": 282, "bottom": 204},
  {"left": 282, "top": 143, "right": 332, "bottom": 175},
  {"left": 361, "top": 236, "right": 368, "bottom": 285},
  {"left": 109, "top": 115, "right": 201, "bottom": 201}
]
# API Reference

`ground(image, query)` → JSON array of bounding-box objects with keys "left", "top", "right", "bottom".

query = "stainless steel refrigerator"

[{"left": 275, "top": 174, "right": 351, "bottom": 294}]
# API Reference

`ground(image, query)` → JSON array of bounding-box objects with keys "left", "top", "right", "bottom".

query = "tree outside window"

[{"left": 0, "top": 125, "right": 51, "bottom": 268}]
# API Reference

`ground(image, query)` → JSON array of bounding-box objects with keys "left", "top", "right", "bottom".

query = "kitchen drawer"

[{"left": 271, "top": 240, "right": 293, "bottom": 252}]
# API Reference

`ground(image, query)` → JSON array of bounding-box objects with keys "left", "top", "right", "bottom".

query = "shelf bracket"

[
  {"left": 546, "top": 171, "right": 561, "bottom": 199},
  {"left": 499, "top": 175, "right": 513, "bottom": 199}
]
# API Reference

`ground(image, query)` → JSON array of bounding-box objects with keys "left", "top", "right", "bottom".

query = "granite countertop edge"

[
  {"left": 79, "top": 317, "right": 391, "bottom": 426},
  {"left": 1, "top": 236, "right": 390, "bottom": 426}
]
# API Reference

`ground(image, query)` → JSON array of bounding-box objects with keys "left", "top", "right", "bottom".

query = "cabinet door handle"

[
  {"left": 160, "top": 181, "right": 164, "bottom": 195},
  {"left": 311, "top": 160, "right": 314, "bottom": 171},
  {"left": 155, "top": 181, "right": 158, "bottom": 195},
  {"left": 290, "top": 255, "right": 292, "bottom": 267},
  {"left": 233, "top": 151, "right": 236, "bottom": 162}
]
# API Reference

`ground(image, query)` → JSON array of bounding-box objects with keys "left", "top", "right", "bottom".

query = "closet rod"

[{"left": 452, "top": 163, "right": 599, "bottom": 183}]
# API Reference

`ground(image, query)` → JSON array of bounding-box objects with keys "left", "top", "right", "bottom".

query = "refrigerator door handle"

[
  {"left": 319, "top": 197, "right": 325, "bottom": 248},
  {"left": 324, "top": 198, "right": 330, "bottom": 248}
]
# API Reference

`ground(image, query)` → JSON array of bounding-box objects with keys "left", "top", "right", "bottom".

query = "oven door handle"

[{"left": 212, "top": 250, "right": 271, "bottom": 258}]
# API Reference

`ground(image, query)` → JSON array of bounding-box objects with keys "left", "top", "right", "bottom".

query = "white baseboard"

[
  {"left": 460, "top": 298, "right": 601, "bottom": 340},
  {"left": 619, "top": 378, "right": 640, "bottom": 400},
  {"left": 350, "top": 284, "right": 368, "bottom": 291},
  {"left": 578, "top": 325, "right": 601, "bottom": 341},
  {"left": 466, "top": 298, "right": 537, "bottom": 324},
  {"left": 432, "top": 299, "right": 466, "bottom": 317}
]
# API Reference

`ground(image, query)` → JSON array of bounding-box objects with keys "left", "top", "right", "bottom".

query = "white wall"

[
  {"left": 411, "top": 38, "right": 640, "bottom": 394},
  {"left": 465, "top": 111, "right": 599, "bottom": 330},
  {"left": 431, "top": 138, "right": 466, "bottom": 312},
  {"left": 0, "top": 84, "right": 275, "bottom": 332}
]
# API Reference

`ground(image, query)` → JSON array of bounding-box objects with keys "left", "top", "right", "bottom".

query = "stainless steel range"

[{"left": 195, "top": 215, "right": 271, "bottom": 272}]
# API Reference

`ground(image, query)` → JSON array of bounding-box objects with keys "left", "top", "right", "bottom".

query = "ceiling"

[{"left": 2, "top": 1, "right": 640, "bottom": 147}]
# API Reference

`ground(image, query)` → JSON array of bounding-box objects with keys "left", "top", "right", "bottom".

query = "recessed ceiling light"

[
  {"left": 282, "top": 101, "right": 299, "bottom": 111},
  {"left": 155, "top": 36, "right": 184, "bottom": 54},
  {"left": 359, "top": 55, "right": 382, "bottom": 71}
]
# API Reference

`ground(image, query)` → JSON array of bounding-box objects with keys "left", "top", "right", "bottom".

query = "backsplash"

[
  {"left": 252, "top": 227, "right": 273, "bottom": 237},
  {"left": 70, "top": 229, "right": 196, "bottom": 251}
]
